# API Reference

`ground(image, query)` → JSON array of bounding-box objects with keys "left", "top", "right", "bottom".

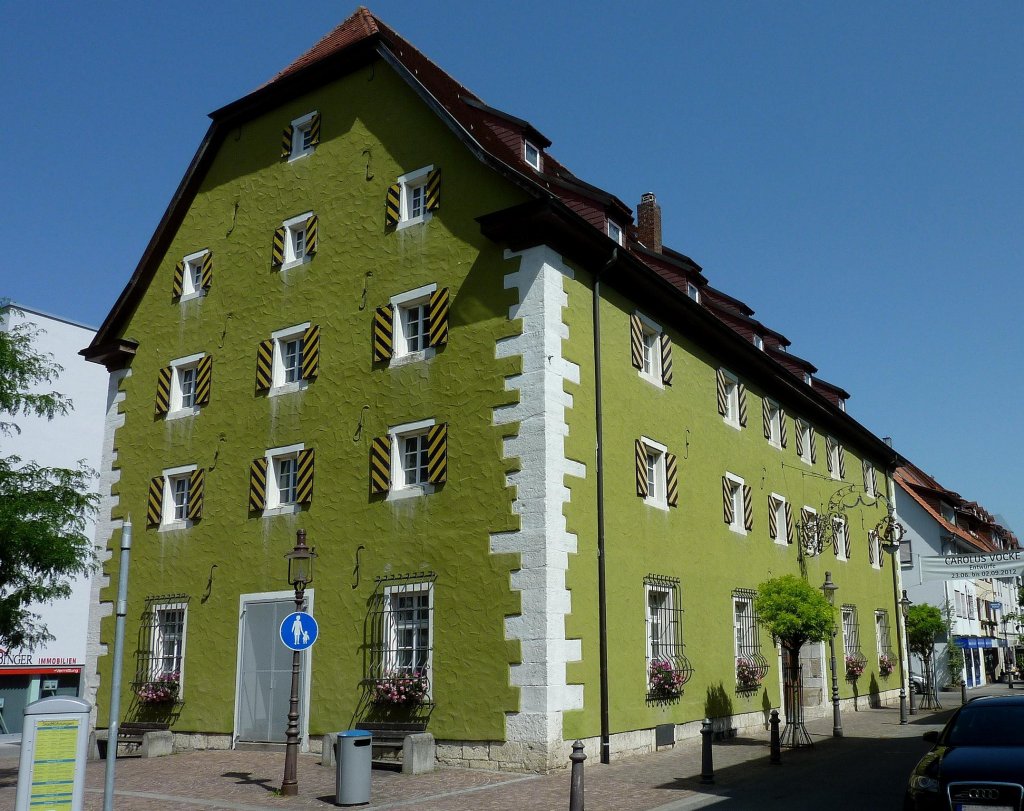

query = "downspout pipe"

[{"left": 594, "top": 248, "right": 617, "bottom": 764}]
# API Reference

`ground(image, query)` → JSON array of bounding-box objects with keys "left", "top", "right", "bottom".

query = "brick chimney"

[{"left": 636, "top": 192, "right": 662, "bottom": 253}]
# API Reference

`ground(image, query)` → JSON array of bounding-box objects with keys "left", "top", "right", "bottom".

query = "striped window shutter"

[
  {"left": 155, "top": 366, "right": 172, "bottom": 415},
  {"left": 762, "top": 399, "right": 772, "bottom": 440},
  {"left": 785, "top": 503, "right": 794, "bottom": 544},
  {"left": 272, "top": 226, "right": 286, "bottom": 267},
  {"left": 809, "top": 428, "right": 818, "bottom": 464},
  {"left": 660, "top": 334, "right": 673, "bottom": 385},
  {"left": 255, "top": 340, "right": 274, "bottom": 392},
  {"left": 843, "top": 522, "right": 852, "bottom": 559},
  {"left": 630, "top": 315, "right": 644, "bottom": 370},
  {"left": 200, "top": 252, "right": 213, "bottom": 290},
  {"left": 385, "top": 183, "right": 401, "bottom": 227},
  {"left": 373, "top": 305, "right": 394, "bottom": 362},
  {"left": 825, "top": 437, "right": 835, "bottom": 475},
  {"left": 768, "top": 497, "right": 779, "bottom": 540},
  {"left": 187, "top": 469, "right": 205, "bottom": 521},
  {"left": 635, "top": 440, "right": 648, "bottom": 498},
  {"left": 779, "top": 409, "right": 788, "bottom": 448},
  {"left": 716, "top": 369, "right": 728, "bottom": 416},
  {"left": 426, "top": 423, "right": 448, "bottom": 485},
  {"left": 296, "top": 449, "right": 315, "bottom": 504},
  {"left": 665, "top": 452, "right": 678, "bottom": 508},
  {"left": 801, "top": 508, "right": 815, "bottom": 534},
  {"left": 281, "top": 125, "right": 294, "bottom": 158},
  {"left": 195, "top": 356, "right": 213, "bottom": 406},
  {"left": 425, "top": 168, "right": 441, "bottom": 211},
  {"left": 301, "top": 326, "right": 320, "bottom": 380},
  {"left": 743, "top": 484, "right": 753, "bottom": 531},
  {"left": 722, "top": 476, "right": 734, "bottom": 525},
  {"left": 838, "top": 445, "right": 847, "bottom": 479},
  {"left": 147, "top": 476, "right": 164, "bottom": 527},
  {"left": 427, "top": 288, "right": 449, "bottom": 348},
  {"left": 737, "top": 383, "right": 748, "bottom": 427},
  {"left": 370, "top": 436, "right": 391, "bottom": 494},
  {"left": 794, "top": 422, "right": 804, "bottom": 457},
  {"left": 249, "top": 457, "right": 268, "bottom": 512},
  {"left": 309, "top": 113, "right": 321, "bottom": 146},
  {"left": 867, "top": 530, "right": 877, "bottom": 565},
  {"left": 172, "top": 261, "right": 185, "bottom": 300},
  {"left": 305, "top": 215, "right": 319, "bottom": 256}
]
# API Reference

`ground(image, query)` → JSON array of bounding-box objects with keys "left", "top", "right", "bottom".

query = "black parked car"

[{"left": 905, "top": 695, "right": 1024, "bottom": 810}]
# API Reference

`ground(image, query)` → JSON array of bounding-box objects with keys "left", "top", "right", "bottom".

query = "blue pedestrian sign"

[{"left": 280, "top": 612, "right": 318, "bottom": 651}]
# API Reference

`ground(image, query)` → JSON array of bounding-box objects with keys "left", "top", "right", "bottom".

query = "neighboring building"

[
  {"left": 82, "top": 9, "right": 905, "bottom": 771},
  {"left": 895, "top": 463, "right": 1021, "bottom": 689},
  {"left": 0, "top": 304, "right": 106, "bottom": 734}
]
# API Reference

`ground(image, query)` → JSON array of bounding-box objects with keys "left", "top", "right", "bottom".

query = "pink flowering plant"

[
  {"left": 879, "top": 653, "right": 894, "bottom": 677},
  {"left": 736, "top": 657, "right": 764, "bottom": 690},
  {"left": 372, "top": 671, "right": 429, "bottom": 706},
  {"left": 845, "top": 655, "right": 865, "bottom": 679},
  {"left": 136, "top": 671, "right": 179, "bottom": 704},
  {"left": 648, "top": 659, "right": 686, "bottom": 699}
]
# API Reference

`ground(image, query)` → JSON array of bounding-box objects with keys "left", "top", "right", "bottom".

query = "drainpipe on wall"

[{"left": 594, "top": 248, "right": 617, "bottom": 764}]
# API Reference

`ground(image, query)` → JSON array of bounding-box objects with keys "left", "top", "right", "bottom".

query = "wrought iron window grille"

[
  {"left": 367, "top": 573, "right": 436, "bottom": 708},
  {"left": 733, "top": 588, "right": 768, "bottom": 691},
  {"left": 134, "top": 594, "right": 190, "bottom": 706},
  {"left": 644, "top": 575, "right": 692, "bottom": 702},
  {"left": 841, "top": 603, "right": 867, "bottom": 678}
]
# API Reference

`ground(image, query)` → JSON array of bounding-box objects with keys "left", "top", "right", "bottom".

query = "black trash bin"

[{"left": 335, "top": 729, "right": 372, "bottom": 806}]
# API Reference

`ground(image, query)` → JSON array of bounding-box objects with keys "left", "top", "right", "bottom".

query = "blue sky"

[{"left": 3, "top": 2, "right": 1021, "bottom": 533}]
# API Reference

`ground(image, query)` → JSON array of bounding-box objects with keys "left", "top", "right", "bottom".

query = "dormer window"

[
  {"left": 803, "top": 372, "right": 812, "bottom": 385},
  {"left": 752, "top": 335, "right": 764, "bottom": 351},
  {"left": 524, "top": 140, "right": 541, "bottom": 171},
  {"left": 686, "top": 283, "right": 701, "bottom": 303},
  {"left": 607, "top": 221, "right": 623, "bottom": 245}
]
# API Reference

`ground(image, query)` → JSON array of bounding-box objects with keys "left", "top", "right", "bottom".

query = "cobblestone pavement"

[{"left": 0, "top": 685, "right": 1010, "bottom": 811}]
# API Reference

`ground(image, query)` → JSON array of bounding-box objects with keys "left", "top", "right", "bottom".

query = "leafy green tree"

[
  {"left": 0, "top": 306, "right": 97, "bottom": 650},
  {"left": 906, "top": 603, "right": 945, "bottom": 695},
  {"left": 754, "top": 574, "right": 835, "bottom": 680},
  {"left": 941, "top": 599, "right": 964, "bottom": 687}
]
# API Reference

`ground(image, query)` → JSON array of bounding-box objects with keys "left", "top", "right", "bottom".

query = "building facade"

[{"left": 83, "top": 9, "right": 906, "bottom": 771}]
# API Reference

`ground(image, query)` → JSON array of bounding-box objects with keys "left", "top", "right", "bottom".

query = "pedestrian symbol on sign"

[{"left": 280, "top": 612, "right": 318, "bottom": 651}]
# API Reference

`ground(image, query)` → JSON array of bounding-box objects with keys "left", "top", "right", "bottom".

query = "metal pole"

[
  {"left": 700, "top": 718, "right": 714, "bottom": 784},
  {"left": 828, "top": 630, "right": 843, "bottom": 737},
  {"left": 280, "top": 586, "right": 304, "bottom": 796},
  {"left": 891, "top": 553, "right": 908, "bottom": 724},
  {"left": 961, "top": 681, "right": 967, "bottom": 706},
  {"left": 102, "top": 517, "right": 132, "bottom": 811},
  {"left": 769, "top": 710, "right": 781, "bottom": 765},
  {"left": 569, "top": 740, "right": 586, "bottom": 811}
]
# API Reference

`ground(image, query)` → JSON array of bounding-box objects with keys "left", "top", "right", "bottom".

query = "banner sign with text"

[{"left": 920, "top": 551, "right": 1024, "bottom": 582}]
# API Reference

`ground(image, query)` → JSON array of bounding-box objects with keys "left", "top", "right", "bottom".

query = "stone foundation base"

[{"left": 171, "top": 732, "right": 233, "bottom": 753}]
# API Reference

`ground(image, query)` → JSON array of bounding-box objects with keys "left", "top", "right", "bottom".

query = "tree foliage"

[
  {"left": 905, "top": 604, "right": 945, "bottom": 659},
  {"left": 0, "top": 306, "right": 97, "bottom": 650},
  {"left": 754, "top": 574, "right": 835, "bottom": 652}
]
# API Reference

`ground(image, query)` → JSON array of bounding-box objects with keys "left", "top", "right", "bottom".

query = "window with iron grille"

[
  {"left": 733, "top": 588, "right": 768, "bottom": 690},
  {"left": 841, "top": 604, "right": 866, "bottom": 677},
  {"left": 875, "top": 610, "right": 894, "bottom": 658},
  {"left": 644, "top": 576, "right": 692, "bottom": 700},
  {"left": 135, "top": 595, "right": 189, "bottom": 701},
  {"left": 368, "top": 573, "right": 436, "bottom": 701}
]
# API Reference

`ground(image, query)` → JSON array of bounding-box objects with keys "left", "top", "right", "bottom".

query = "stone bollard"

[
  {"left": 700, "top": 718, "right": 714, "bottom": 784},
  {"left": 961, "top": 682, "right": 967, "bottom": 705},
  {"left": 769, "top": 710, "right": 781, "bottom": 765},
  {"left": 569, "top": 740, "right": 586, "bottom": 811}
]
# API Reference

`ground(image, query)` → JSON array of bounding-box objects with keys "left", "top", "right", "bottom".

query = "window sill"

[
  {"left": 643, "top": 497, "right": 669, "bottom": 512},
  {"left": 159, "top": 520, "right": 192, "bottom": 533},
  {"left": 280, "top": 257, "right": 311, "bottom": 272},
  {"left": 396, "top": 213, "right": 432, "bottom": 232},
  {"left": 268, "top": 381, "right": 308, "bottom": 398},
  {"left": 724, "top": 419, "right": 742, "bottom": 431},
  {"left": 262, "top": 504, "right": 302, "bottom": 517},
  {"left": 638, "top": 371, "right": 663, "bottom": 389},
  {"left": 729, "top": 526, "right": 748, "bottom": 536},
  {"left": 178, "top": 290, "right": 206, "bottom": 304},
  {"left": 390, "top": 348, "right": 435, "bottom": 368},
  {"left": 386, "top": 484, "right": 435, "bottom": 502},
  {"left": 165, "top": 407, "right": 199, "bottom": 421},
  {"left": 288, "top": 149, "right": 314, "bottom": 163}
]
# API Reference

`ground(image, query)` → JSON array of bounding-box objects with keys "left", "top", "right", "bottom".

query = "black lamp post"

[
  {"left": 281, "top": 529, "right": 316, "bottom": 797},
  {"left": 879, "top": 509, "right": 909, "bottom": 724},
  {"left": 820, "top": 571, "right": 843, "bottom": 737},
  {"left": 900, "top": 588, "right": 915, "bottom": 716}
]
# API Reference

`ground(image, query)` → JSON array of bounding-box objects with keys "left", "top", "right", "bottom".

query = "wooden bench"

[{"left": 355, "top": 721, "right": 428, "bottom": 770}]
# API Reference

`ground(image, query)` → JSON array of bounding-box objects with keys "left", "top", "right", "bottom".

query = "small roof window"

[
  {"left": 607, "top": 220, "right": 623, "bottom": 245},
  {"left": 524, "top": 141, "right": 541, "bottom": 171}
]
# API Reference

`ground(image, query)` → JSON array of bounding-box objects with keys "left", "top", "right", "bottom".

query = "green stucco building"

[{"left": 83, "top": 8, "right": 904, "bottom": 771}]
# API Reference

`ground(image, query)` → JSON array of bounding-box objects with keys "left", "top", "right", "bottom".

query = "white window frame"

[
  {"left": 833, "top": 515, "right": 849, "bottom": 561},
  {"left": 725, "top": 472, "right": 746, "bottom": 535},
  {"left": 875, "top": 610, "right": 891, "bottom": 659},
  {"left": 802, "top": 505, "right": 819, "bottom": 550},
  {"left": 607, "top": 220, "right": 623, "bottom": 245},
  {"left": 863, "top": 462, "right": 877, "bottom": 498},
  {"left": 828, "top": 437, "right": 842, "bottom": 480},
  {"left": 753, "top": 334, "right": 764, "bottom": 351},
  {"left": 765, "top": 399, "right": 782, "bottom": 448},
  {"left": 733, "top": 594, "right": 757, "bottom": 662},
  {"left": 160, "top": 463, "right": 197, "bottom": 531},
  {"left": 179, "top": 249, "right": 209, "bottom": 302},
  {"left": 635, "top": 312, "right": 663, "bottom": 387},
  {"left": 288, "top": 111, "right": 318, "bottom": 161},
  {"left": 383, "top": 582, "right": 433, "bottom": 697},
  {"left": 769, "top": 493, "right": 788, "bottom": 545},
  {"left": 640, "top": 436, "right": 668, "bottom": 511},
  {"left": 263, "top": 443, "right": 304, "bottom": 516},
  {"left": 166, "top": 352, "right": 205, "bottom": 420},
  {"left": 645, "top": 584, "right": 675, "bottom": 663},
  {"left": 803, "top": 372, "right": 813, "bottom": 385},
  {"left": 797, "top": 420, "right": 813, "bottom": 464},
  {"left": 841, "top": 606, "right": 857, "bottom": 659},
  {"left": 686, "top": 282, "right": 701, "bottom": 303},
  {"left": 388, "top": 418, "right": 437, "bottom": 501},
  {"left": 523, "top": 140, "right": 542, "bottom": 171},
  {"left": 281, "top": 211, "right": 313, "bottom": 271},
  {"left": 722, "top": 370, "right": 741, "bottom": 429},
  {"left": 396, "top": 165, "right": 433, "bottom": 230},
  {"left": 151, "top": 602, "right": 188, "bottom": 695},
  {"left": 869, "top": 530, "right": 882, "bottom": 569},
  {"left": 269, "top": 322, "right": 311, "bottom": 396},
  {"left": 389, "top": 283, "right": 438, "bottom": 366}
]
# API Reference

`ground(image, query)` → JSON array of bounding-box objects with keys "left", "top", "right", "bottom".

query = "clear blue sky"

[{"left": 3, "top": 2, "right": 1021, "bottom": 533}]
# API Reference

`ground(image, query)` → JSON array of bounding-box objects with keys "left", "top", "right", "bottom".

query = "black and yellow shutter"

[
  {"left": 296, "top": 449, "right": 315, "bottom": 504},
  {"left": 281, "top": 124, "right": 294, "bottom": 159},
  {"left": 272, "top": 226, "right": 286, "bottom": 267},
  {"left": 722, "top": 476, "right": 734, "bottom": 525},
  {"left": 762, "top": 399, "right": 772, "bottom": 440},
  {"left": 308, "top": 113, "right": 321, "bottom": 146},
  {"left": 425, "top": 168, "right": 441, "bottom": 212},
  {"left": 147, "top": 476, "right": 164, "bottom": 527},
  {"left": 249, "top": 457, "right": 268, "bottom": 512},
  {"left": 809, "top": 427, "right": 818, "bottom": 464},
  {"left": 794, "top": 423, "right": 804, "bottom": 457},
  {"left": 825, "top": 436, "right": 835, "bottom": 475},
  {"left": 737, "top": 382, "right": 748, "bottom": 427},
  {"left": 301, "top": 326, "right": 320, "bottom": 380},
  {"left": 187, "top": 469, "right": 205, "bottom": 521},
  {"left": 837, "top": 444, "right": 847, "bottom": 479},
  {"left": 743, "top": 484, "right": 753, "bottom": 531},
  {"left": 172, "top": 261, "right": 184, "bottom": 300},
  {"left": 195, "top": 356, "right": 213, "bottom": 406},
  {"left": 427, "top": 288, "right": 449, "bottom": 348},
  {"left": 768, "top": 496, "right": 779, "bottom": 540},
  {"left": 635, "top": 440, "right": 648, "bottom": 498},
  {"left": 155, "top": 366, "right": 172, "bottom": 416},
  {"left": 370, "top": 436, "right": 391, "bottom": 494},
  {"left": 385, "top": 183, "right": 401, "bottom": 227},
  {"left": 630, "top": 315, "right": 644, "bottom": 370},
  {"left": 779, "top": 409, "right": 788, "bottom": 448},
  {"left": 660, "top": 334, "right": 673, "bottom": 385},
  {"left": 426, "top": 423, "right": 448, "bottom": 485},
  {"left": 255, "top": 340, "right": 273, "bottom": 392},
  {"left": 305, "top": 215, "right": 318, "bottom": 256},
  {"left": 665, "top": 452, "right": 678, "bottom": 508},
  {"left": 785, "top": 503, "right": 794, "bottom": 544},
  {"left": 716, "top": 369, "right": 728, "bottom": 416},
  {"left": 200, "top": 251, "right": 213, "bottom": 290},
  {"left": 373, "top": 305, "right": 394, "bottom": 362}
]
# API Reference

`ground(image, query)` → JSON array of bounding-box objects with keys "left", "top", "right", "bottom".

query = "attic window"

[
  {"left": 524, "top": 141, "right": 541, "bottom": 171},
  {"left": 753, "top": 335, "right": 764, "bottom": 351},
  {"left": 686, "top": 283, "right": 700, "bottom": 303},
  {"left": 803, "top": 372, "right": 812, "bottom": 385},
  {"left": 607, "top": 221, "right": 623, "bottom": 246}
]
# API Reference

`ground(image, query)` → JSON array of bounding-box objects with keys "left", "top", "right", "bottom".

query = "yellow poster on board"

[{"left": 28, "top": 719, "right": 80, "bottom": 809}]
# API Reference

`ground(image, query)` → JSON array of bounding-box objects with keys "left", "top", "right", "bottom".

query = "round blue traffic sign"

[{"left": 280, "top": 611, "right": 318, "bottom": 651}]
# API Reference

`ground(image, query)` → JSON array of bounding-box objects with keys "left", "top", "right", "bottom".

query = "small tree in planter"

[{"left": 906, "top": 603, "right": 945, "bottom": 707}]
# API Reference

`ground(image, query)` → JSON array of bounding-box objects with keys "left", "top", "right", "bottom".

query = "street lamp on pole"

[
  {"left": 878, "top": 509, "right": 909, "bottom": 724},
  {"left": 820, "top": 571, "right": 843, "bottom": 737},
  {"left": 281, "top": 529, "right": 316, "bottom": 797},
  {"left": 900, "top": 589, "right": 915, "bottom": 716}
]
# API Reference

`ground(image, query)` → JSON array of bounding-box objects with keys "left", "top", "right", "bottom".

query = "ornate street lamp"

[
  {"left": 281, "top": 530, "right": 316, "bottom": 797},
  {"left": 879, "top": 512, "right": 909, "bottom": 724},
  {"left": 900, "top": 588, "right": 916, "bottom": 715},
  {"left": 820, "top": 572, "right": 843, "bottom": 737}
]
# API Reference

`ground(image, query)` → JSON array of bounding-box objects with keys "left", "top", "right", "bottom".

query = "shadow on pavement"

[{"left": 221, "top": 770, "right": 278, "bottom": 793}]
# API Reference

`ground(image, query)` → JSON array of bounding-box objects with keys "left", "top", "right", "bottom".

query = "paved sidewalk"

[{"left": 0, "top": 685, "right": 1008, "bottom": 811}]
